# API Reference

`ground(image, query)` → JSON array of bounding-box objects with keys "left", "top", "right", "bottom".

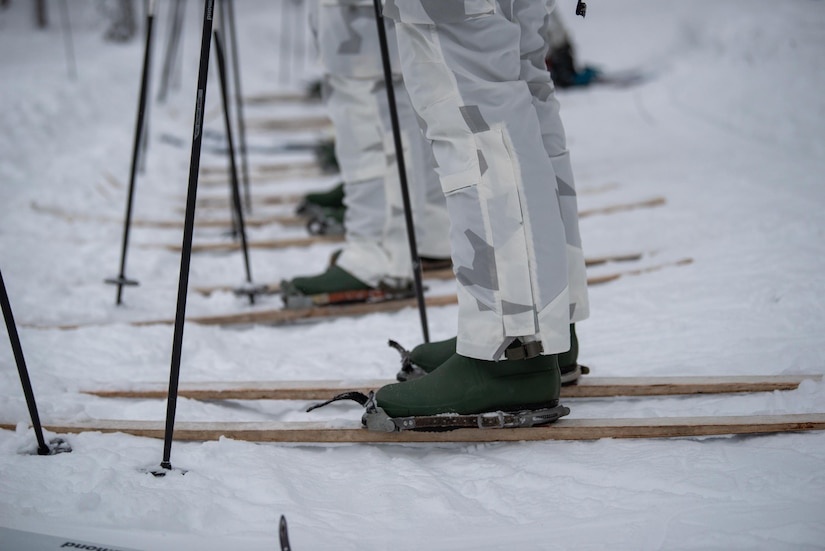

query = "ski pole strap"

[
  {"left": 306, "top": 391, "right": 372, "bottom": 412},
  {"left": 387, "top": 339, "right": 412, "bottom": 369}
]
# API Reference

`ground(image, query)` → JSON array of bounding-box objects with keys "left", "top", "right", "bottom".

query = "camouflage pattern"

[
  {"left": 386, "top": 0, "right": 589, "bottom": 360},
  {"left": 308, "top": 0, "right": 450, "bottom": 287}
]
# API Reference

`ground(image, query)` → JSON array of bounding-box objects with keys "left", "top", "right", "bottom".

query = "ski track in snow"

[{"left": 2, "top": 1, "right": 825, "bottom": 550}]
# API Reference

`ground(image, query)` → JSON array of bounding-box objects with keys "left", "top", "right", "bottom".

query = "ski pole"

[
  {"left": 106, "top": 0, "right": 156, "bottom": 304},
  {"left": 291, "top": 0, "right": 306, "bottom": 81},
  {"left": 157, "top": 0, "right": 186, "bottom": 102},
  {"left": 371, "top": 0, "right": 429, "bottom": 343},
  {"left": 278, "top": 0, "right": 293, "bottom": 85},
  {"left": 157, "top": 0, "right": 215, "bottom": 475},
  {"left": 34, "top": 0, "right": 48, "bottom": 28},
  {"left": 279, "top": 515, "right": 292, "bottom": 551},
  {"left": 221, "top": 0, "right": 252, "bottom": 213},
  {"left": 1, "top": 269, "right": 71, "bottom": 456},
  {"left": 214, "top": 28, "right": 264, "bottom": 304},
  {"left": 58, "top": 0, "right": 77, "bottom": 81}
]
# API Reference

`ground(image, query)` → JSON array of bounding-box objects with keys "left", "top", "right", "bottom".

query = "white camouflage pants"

[
  {"left": 385, "top": 0, "right": 590, "bottom": 359},
  {"left": 309, "top": 0, "right": 450, "bottom": 287}
]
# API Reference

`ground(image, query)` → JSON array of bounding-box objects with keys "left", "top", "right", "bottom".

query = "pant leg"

[
  {"left": 313, "top": 1, "right": 450, "bottom": 285},
  {"left": 375, "top": 66, "right": 451, "bottom": 279},
  {"left": 523, "top": 2, "right": 590, "bottom": 323},
  {"left": 313, "top": 2, "right": 393, "bottom": 285},
  {"left": 387, "top": 0, "right": 581, "bottom": 359}
]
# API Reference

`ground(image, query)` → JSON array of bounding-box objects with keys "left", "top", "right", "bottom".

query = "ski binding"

[{"left": 308, "top": 391, "right": 571, "bottom": 432}]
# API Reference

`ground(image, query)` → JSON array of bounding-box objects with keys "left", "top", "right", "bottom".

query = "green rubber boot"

[
  {"left": 314, "top": 140, "right": 339, "bottom": 173},
  {"left": 282, "top": 265, "right": 371, "bottom": 297},
  {"left": 405, "top": 325, "right": 581, "bottom": 380},
  {"left": 559, "top": 323, "right": 578, "bottom": 372},
  {"left": 297, "top": 182, "right": 345, "bottom": 216},
  {"left": 408, "top": 336, "right": 457, "bottom": 374},
  {"left": 376, "top": 352, "right": 561, "bottom": 418},
  {"left": 303, "top": 182, "right": 345, "bottom": 210}
]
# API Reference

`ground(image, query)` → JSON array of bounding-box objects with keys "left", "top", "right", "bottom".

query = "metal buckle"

[{"left": 504, "top": 340, "right": 544, "bottom": 360}]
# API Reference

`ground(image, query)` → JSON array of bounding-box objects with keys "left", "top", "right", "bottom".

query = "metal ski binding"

[{"left": 306, "top": 212, "right": 344, "bottom": 236}]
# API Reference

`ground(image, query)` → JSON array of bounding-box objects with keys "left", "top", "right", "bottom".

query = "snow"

[{"left": 1, "top": 0, "right": 825, "bottom": 549}]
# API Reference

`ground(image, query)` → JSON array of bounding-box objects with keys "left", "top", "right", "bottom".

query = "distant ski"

[
  {"left": 558, "top": 66, "right": 656, "bottom": 90},
  {"left": 244, "top": 114, "right": 332, "bottom": 132},
  {"left": 39, "top": 259, "right": 691, "bottom": 330},
  {"left": 154, "top": 198, "right": 666, "bottom": 253},
  {"left": 82, "top": 374, "right": 823, "bottom": 402},
  {"left": 592, "top": 67, "right": 655, "bottom": 88},
  {"left": 4, "top": 414, "right": 824, "bottom": 443},
  {"left": 30, "top": 201, "right": 311, "bottom": 230},
  {"left": 161, "top": 131, "right": 324, "bottom": 156},
  {"left": 197, "top": 159, "right": 326, "bottom": 186},
  {"left": 244, "top": 91, "right": 321, "bottom": 104},
  {"left": 192, "top": 181, "right": 623, "bottom": 212},
  {"left": 193, "top": 252, "right": 644, "bottom": 296},
  {"left": 196, "top": 191, "right": 307, "bottom": 208}
]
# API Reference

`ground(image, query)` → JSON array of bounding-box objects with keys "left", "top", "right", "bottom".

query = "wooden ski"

[
  {"left": 131, "top": 294, "right": 460, "bottom": 328},
  {"left": 3, "top": 414, "right": 824, "bottom": 443},
  {"left": 140, "top": 260, "right": 689, "bottom": 327},
  {"left": 155, "top": 197, "right": 666, "bottom": 253},
  {"left": 39, "top": 259, "right": 691, "bottom": 330},
  {"left": 197, "top": 159, "right": 326, "bottom": 186},
  {"left": 244, "top": 91, "right": 321, "bottom": 104},
  {"left": 224, "top": 193, "right": 662, "bottom": 230},
  {"left": 192, "top": 252, "right": 644, "bottom": 296},
  {"left": 244, "top": 114, "right": 333, "bottom": 132},
  {"left": 35, "top": 196, "right": 665, "bottom": 235},
  {"left": 191, "top": 181, "right": 623, "bottom": 212},
  {"left": 30, "top": 202, "right": 312, "bottom": 230},
  {"left": 196, "top": 191, "right": 307, "bottom": 208},
  {"left": 82, "top": 374, "right": 823, "bottom": 402},
  {"left": 150, "top": 234, "right": 345, "bottom": 254}
]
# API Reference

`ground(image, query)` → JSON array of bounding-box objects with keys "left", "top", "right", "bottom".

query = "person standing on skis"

[
  {"left": 281, "top": 0, "right": 451, "bottom": 307},
  {"left": 372, "top": 0, "right": 590, "bottom": 421}
]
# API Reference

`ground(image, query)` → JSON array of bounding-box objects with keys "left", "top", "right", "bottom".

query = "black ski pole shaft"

[
  {"left": 223, "top": 0, "right": 252, "bottom": 212},
  {"left": 279, "top": 515, "right": 292, "bottom": 551},
  {"left": 58, "top": 0, "right": 77, "bottom": 80},
  {"left": 278, "top": 0, "right": 292, "bottom": 85},
  {"left": 139, "top": 12, "right": 155, "bottom": 175},
  {"left": 292, "top": 0, "right": 305, "bottom": 80},
  {"left": 159, "top": 0, "right": 215, "bottom": 473},
  {"left": 107, "top": 0, "right": 156, "bottom": 304},
  {"left": 215, "top": 5, "right": 241, "bottom": 240},
  {"left": 34, "top": 0, "right": 48, "bottom": 28},
  {"left": 214, "top": 28, "right": 256, "bottom": 305},
  {"left": 171, "top": 0, "right": 188, "bottom": 93},
  {"left": 0, "top": 270, "right": 50, "bottom": 456},
  {"left": 157, "top": 0, "right": 186, "bottom": 102},
  {"left": 371, "top": 0, "right": 429, "bottom": 343}
]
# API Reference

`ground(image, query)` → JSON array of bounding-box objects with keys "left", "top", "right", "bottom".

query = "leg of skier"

[
  {"left": 283, "top": 0, "right": 450, "bottom": 304},
  {"left": 375, "top": 0, "right": 589, "bottom": 418},
  {"left": 393, "top": 1, "right": 589, "bottom": 385}
]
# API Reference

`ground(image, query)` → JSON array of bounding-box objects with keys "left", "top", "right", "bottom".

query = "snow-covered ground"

[{"left": 2, "top": 1, "right": 825, "bottom": 549}]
